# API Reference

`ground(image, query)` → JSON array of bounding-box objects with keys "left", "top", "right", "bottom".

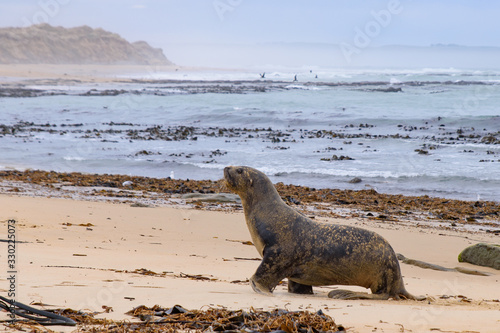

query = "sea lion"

[{"left": 224, "top": 166, "right": 420, "bottom": 300}]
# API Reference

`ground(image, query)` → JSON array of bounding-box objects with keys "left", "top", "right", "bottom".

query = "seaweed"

[{"left": 5, "top": 304, "right": 343, "bottom": 333}]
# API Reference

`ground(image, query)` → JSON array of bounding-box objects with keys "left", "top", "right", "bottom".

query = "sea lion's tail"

[{"left": 328, "top": 288, "right": 426, "bottom": 301}]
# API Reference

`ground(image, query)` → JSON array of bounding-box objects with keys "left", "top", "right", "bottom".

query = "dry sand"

[{"left": 1, "top": 194, "right": 499, "bottom": 332}]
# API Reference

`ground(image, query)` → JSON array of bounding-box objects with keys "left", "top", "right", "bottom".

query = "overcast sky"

[{"left": 1, "top": 0, "right": 499, "bottom": 67}]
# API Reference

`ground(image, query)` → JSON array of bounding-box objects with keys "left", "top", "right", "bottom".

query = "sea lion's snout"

[
  {"left": 224, "top": 166, "right": 238, "bottom": 191},
  {"left": 223, "top": 166, "right": 235, "bottom": 182},
  {"left": 223, "top": 166, "right": 230, "bottom": 178}
]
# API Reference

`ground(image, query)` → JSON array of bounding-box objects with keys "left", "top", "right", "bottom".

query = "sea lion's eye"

[{"left": 237, "top": 168, "right": 243, "bottom": 174}]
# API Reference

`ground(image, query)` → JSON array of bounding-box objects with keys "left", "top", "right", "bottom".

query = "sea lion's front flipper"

[
  {"left": 328, "top": 289, "right": 388, "bottom": 300},
  {"left": 249, "top": 276, "right": 273, "bottom": 295},
  {"left": 250, "top": 247, "right": 288, "bottom": 295},
  {"left": 288, "top": 280, "right": 313, "bottom": 294}
]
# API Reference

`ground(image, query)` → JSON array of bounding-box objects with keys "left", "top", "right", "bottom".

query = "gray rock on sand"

[
  {"left": 458, "top": 243, "right": 500, "bottom": 270},
  {"left": 181, "top": 193, "right": 241, "bottom": 203}
]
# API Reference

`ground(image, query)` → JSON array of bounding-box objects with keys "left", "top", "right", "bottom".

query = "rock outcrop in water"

[{"left": 0, "top": 24, "right": 172, "bottom": 65}]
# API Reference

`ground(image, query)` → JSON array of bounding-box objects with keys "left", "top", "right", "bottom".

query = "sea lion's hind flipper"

[
  {"left": 328, "top": 289, "right": 388, "bottom": 300},
  {"left": 288, "top": 280, "right": 313, "bottom": 294}
]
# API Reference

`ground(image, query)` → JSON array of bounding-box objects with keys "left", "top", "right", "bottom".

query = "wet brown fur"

[{"left": 224, "top": 166, "right": 420, "bottom": 300}]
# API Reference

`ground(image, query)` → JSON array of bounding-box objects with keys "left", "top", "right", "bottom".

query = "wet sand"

[
  {"left": 0, "top": 64, "right": 182, "bottom": 83},
  {"left": 0, "top": 175, "right": 499, "bottom": 332}
]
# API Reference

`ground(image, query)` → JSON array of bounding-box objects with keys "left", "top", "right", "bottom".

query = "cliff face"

[{"left": 0, "top": 24, "right": 173, "bottom": 66}]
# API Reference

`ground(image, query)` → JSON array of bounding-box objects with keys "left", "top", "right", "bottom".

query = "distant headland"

[{"left": 0, "top": 24, "right": 173, "bottom": 66}]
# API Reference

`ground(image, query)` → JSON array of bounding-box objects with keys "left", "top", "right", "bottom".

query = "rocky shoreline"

[
  {"left": 1, "top": 75, "right": 499, "bottom": 203},
  {"left": 0, "top": 78, "right": 497, "bottom": 97},
  {"left": 1, "top": 118, "right": 499, "bottom": 156},
  {"left": 1, "top": 169, "right": 499, "bottom": 232}
]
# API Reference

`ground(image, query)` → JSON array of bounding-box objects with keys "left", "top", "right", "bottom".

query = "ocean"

[{"left": 1, "top": 67, "right": 499, "bottom": 201}]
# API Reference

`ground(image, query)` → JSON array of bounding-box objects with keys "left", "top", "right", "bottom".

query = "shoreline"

[
  {"left": 0, "top": 63, "right": 231, "bottom": 84},
  {"left": 1, "top": 169, "right": 499, "bottom": 230},
  {"left": 1, "top": 181, "right": 499, "bottom": 332},
  {"left": 2, "top": 63, "right": 499, "bottom": 86}
]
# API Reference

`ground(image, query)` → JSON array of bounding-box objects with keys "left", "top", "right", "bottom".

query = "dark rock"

[
  {"left": 367, "top": 86, "right": 403, "bottom": 93},
  {"left": 481, "top": 135, "right": 499, "bottom": 144},
  {"left": 284, "top": 196, "right": 301, "bottom": 205},
  {"left": 415, "top": 149, "right": 429, "bottom": 155},
  {"left": 348, "top": 177, "right": 362, "bottom": 184},
  {"left": 323, "top": 155, "right": 355, "bottom": 161}
]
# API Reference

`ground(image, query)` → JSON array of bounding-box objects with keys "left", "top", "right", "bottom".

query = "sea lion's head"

[
  {"left": 224, "top": 166, "right": 255, "bottom": 195},
  {"left": 224, "top": 166, "right": 276, "bottom": 199}
]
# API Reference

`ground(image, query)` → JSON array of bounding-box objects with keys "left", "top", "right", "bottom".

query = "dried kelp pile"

[
  {"left": 123, "top": 305, "right": 342, "bottom": 333},
  {"left": 274, "top": 183, "right": 500, "bottom": 224},
  {"left": 1, "top": 169, "right": 499, "bottom": 224},
  {"left": 8, "top": 305, "right": 343, "bottom": 332},
  {"left": 0, "top": 169, "right": 221, "bottom": 195}
]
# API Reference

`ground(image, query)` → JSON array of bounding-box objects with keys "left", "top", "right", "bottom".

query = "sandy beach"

[
  {"left": 0, "top": 63, "right": 198, "bottom": 83},
  {"left": 1, "top": 188, "right": 499, "bottom": 332},
  {"left": 0, "top": 63, "right": 499, "bottom": 332}
]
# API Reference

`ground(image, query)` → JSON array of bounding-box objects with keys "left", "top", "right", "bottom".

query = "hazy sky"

[{"left": 1, "top": 0, "right": 499, "bottom": 67}]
